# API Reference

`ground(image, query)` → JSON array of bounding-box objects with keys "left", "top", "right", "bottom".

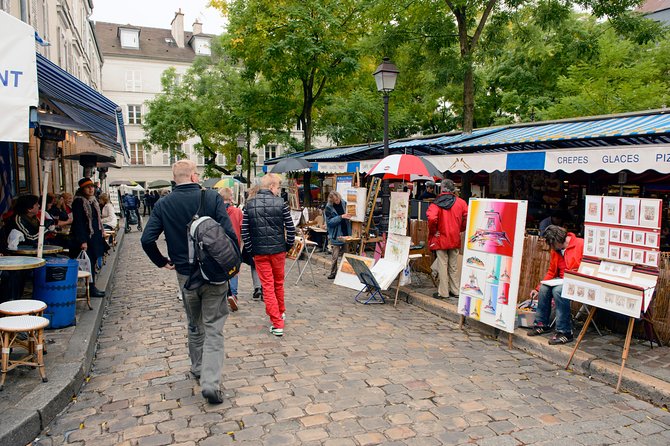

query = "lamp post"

[
  {"left": 373, "top": 57, "right": 399, "bottom": 233},
  {"left": 251, "top": 152, "right": 258, "bottom": 179}
]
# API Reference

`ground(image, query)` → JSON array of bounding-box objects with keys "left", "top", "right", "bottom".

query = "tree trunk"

[
  {"left": 462, "top": 62, "right": 475, "bottom": 134},
  {"left": 245, "top": 126, "right": 251, "bottom": 185},
  {"left": 302, "top": 101, "right": 313, "bottom": 206}
]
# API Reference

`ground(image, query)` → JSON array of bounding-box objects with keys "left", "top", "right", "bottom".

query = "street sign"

[{"left": 236, "top": 154, "right": 242, "bottom": 165}]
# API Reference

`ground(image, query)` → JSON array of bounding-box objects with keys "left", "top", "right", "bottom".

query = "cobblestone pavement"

[{"left": 37, "top": 232, "right": 670, "bottom": 445}]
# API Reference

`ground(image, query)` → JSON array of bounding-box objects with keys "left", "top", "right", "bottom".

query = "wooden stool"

[
  {"left": 0, "top": 315, "right": 49, "bottom": 390},
  {"left": 77, "top": 271, "right": 93, "bottom": 310},
  {"left": 0, "top": 300, "right": 47, "bottom": 317},
  {"left": 408, "top": 253, "right": 424, "bottom": 286}
]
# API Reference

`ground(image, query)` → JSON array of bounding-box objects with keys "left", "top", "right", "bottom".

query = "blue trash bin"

[{"left": 33, "top": 258, "right": 78, "bottom": 329}]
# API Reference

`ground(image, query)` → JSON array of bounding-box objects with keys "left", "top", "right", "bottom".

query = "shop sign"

[
  {"left": 545, "top": 146, "right": 670, "bottom": 174},
  {"left": 0, "top": 11, "right": 38, "bottom": 142},
  {"left": 425, "top": 153, "right": 507, "bottom": 173},
  {"left": 317, "top": 162, "right": 348, "bottom": 173}
]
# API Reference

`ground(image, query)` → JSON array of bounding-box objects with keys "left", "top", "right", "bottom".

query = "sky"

[{"left": 90, "top": 0, "right": 228, "bottom": 35}]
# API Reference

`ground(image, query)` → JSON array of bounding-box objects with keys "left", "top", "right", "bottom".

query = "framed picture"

[
  {"left": 608, "top": 246, "right": 621, "bottom": 260},
  {"left": 602, "top": 197, "right": 620, "bottom": 224},
  {"left": 639, "top": 199, "right": 662, "bottom": 229},
  {"left": 645, "top": 232, "right": 659, "bottom": 248},
  {"left": 585, "top": 196, "right": 602, "bottom": 222},
  {"left": 286, "top": 237, "right": 305, "bottom": 260},
  {"left": 621, "top": 230, "right": 633, "bottom": 244},
  {"left": 633, "top": 231, "right": 646, "bottom": 245},
  {"left": 585, "top": 226, "right": 596, "bottom": 239},
  {"left": 609, "top": 229, "right": 621, "bottom": 242},
  {"left": 632, "top": 249, "right": 645, "bottom": 264},
  {"left": 584, "top": 238, "right": 596, "bottom": 256},
  {"left": 645, "top": 250, "right": 659, "bottom": 268},
  {"left": 621, "top": 198, "right": 640, "bottom": 226},
  {"left": 620, "top": 247, "right": 632, "bottom": 262}
]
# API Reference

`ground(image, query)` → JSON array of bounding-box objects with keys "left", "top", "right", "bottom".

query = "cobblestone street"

[{"left": 36, "top": 232, "right": 670, "bottom": 445}]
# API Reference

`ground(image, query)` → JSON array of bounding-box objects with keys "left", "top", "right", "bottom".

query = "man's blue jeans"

[
  {"left": 535, "top": 284, "right": 572, "bottom": 334},
  {"left": 229, "top": 275, "right": 238, "bottom": 296}
]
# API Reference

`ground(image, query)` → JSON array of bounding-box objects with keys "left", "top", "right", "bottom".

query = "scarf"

[{"left": 75, "top": 196, "right": 103, "bottom": 237}]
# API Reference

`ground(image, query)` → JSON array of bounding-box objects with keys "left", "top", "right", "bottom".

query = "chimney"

[
  {"left": 171, "top": 9, "right": 184, "bottom": 48},
  {"left": 193, "top": 19, "right": 202, "bottom": 35}
]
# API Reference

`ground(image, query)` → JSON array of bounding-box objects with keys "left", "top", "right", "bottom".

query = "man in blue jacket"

[{"left": 141, "top": 160, "right": 237, "bottom": 405}]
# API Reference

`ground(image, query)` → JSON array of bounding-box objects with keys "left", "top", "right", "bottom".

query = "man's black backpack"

[{"left": 185, "top": 190, "right": 241, "bottom": 290}]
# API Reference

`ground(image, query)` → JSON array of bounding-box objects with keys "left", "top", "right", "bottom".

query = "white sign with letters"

[
  {"left": 545, "top": 145, "right": 670, "bottom": 174},
  {"left": 0, "top": 11, "right": 39, "bottom": 142}
]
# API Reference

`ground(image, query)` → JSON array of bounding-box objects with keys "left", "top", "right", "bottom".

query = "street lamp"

[
  {"left": 251, "top": 152, "right": 258, "bottom": 179},
  {"left": 373, "top": 57, "right": 399, "bottom": 232}
]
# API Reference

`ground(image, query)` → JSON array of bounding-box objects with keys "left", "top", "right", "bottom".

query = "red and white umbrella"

[{"left": 367, "top": 154, "right": 443, "bottom": 180}]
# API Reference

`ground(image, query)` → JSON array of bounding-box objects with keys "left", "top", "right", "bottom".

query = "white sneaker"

[
  {"left": 270, "top": 326, "right": 283, "bottom": 337},
  {"left": 282, "top": 312, "right": 286, "bottom": 320}
]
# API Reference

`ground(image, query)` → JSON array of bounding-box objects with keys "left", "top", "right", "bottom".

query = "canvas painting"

[
  {"left": 344, "top": 187, "right": 367, "bottom": 222},
  {"left": 639, "top": 198, "right": 662, "bottom": 229},
  {"left": 585, "top": 196, "right": 602, "bottom": 222},
  {"left": 334, "top": 254, "right": 376, "bottom": 290},
  {"left": 621, "top": 198, "right": 640, "bottom": 226},
  {"left": 388, "top": 191, "right": 410, "bottom": 235},
  {"left": 601, "top": 197, "right": 620, "bottom": 224}
]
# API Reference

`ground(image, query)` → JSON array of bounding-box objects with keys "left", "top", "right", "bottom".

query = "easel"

[
  {"left": 458, "top": 315, "right": 514, "bottom": 349},
  {"left": 359, "top": 176, "right": 382, "bottom": 255}
]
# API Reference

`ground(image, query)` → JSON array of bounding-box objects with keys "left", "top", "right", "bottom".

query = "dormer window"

[
  {"left": 192, "top": 36, "right": 211, "bottom": 56},
  {"left": 119, "top": 27, "right": 140, "bottom": 49}
]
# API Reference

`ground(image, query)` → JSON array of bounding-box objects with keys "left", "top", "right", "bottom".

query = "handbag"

[{"left": 77, "top": 249, "right": 91, "bottom": 274}]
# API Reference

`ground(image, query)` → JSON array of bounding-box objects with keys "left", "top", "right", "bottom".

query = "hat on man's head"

[
  {"left": 78, "top": 177, "right": 94, "bottom": 188},
  {"left": 426, "top": 181, "right": 436, "bottom": 187}
]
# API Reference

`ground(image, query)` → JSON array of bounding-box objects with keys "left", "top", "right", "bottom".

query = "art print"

[
  {"left": 585, "top": 226, "right": 596, "bottom": 239},
  {"left": 620, "top": 247, "right": 632, "bottom": 262},
  {"left": 632, "top": 249, "right": 645, "bottom": 264},
  {"left": 633, "top": 231, "right": 645, "bottom": 245},
  {"left": 585, "top": 196, "right": 602, "bottom": 222},
  {"left": 596, "top": 243, "right": 607, "bottom": 258},
  {"left": 466, "top": 200, "right": 519, "bottom": 257},
  {"left": 621, "top": 198, "right": 640, "bottom": 226},
  {"left": 645, "top": 232, "right": 659, "bottom": 248},
  {"left": 609, "top": 229, "right": 621, "bottom": 242},
  {"left": 388, "top": 192, "right": 410, "bottom": 235},
  {"left": 645, "top": 251, "right": 659, "bottom": 268},
  {"left": 345, "top": 187, "right": 367, "bottom": 222},
  {"left": 601, "top": 196, "right": 621, "bottom": 224},
  {"left": 608, "top": 246, "right": 620, "bottom": 260},
  {"left": 584, "top": 238, "right": 596, "bottom": 256},
  {"left": 621, "top": 230, "right": 633, "bottom": 244},
  {"left": 639, "top": 199, "right": 662, "bottom": 229}
]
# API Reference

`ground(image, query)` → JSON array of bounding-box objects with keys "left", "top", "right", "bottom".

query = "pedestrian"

[
  {"left": 69, "top": 178, "right": 106, "bottom": 298},
  {"left": 244, "top": 185, "right": 264, "bottom": 301},
  {"left": 218, "top": 187, "right": 242, "bottom": 311},
  {"left": 241, "top": 173, "right": 295, "bottom": 337},
  {"left": 122, "top": 192, "right": 141, "bottom": 232},
  {"left": 418, "top": 181, "right": 437, "bottom": 200},
  {"left": 527, "top": 225, "right": 584, "bottom": 345},
  {"left": 426, "top": 179, "right": 468, "bottom": 299},
  {"left": 99, "top": 193, "right": 118, "bottom": 230},
  {"left": 141, "top": 160, "right": 237, "bottom": 404},
  {"left": 324, "top": 191, "right": 351, "bottom": 279}
]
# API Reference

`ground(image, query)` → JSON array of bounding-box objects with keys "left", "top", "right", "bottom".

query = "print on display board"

[
  {"left": 621, "top": 198, "right": 640, "bottom": 226},
  {"left": 633, "top": 231, "right": 645, "bottom": 245},
  {"left": 621, "top": 230, "right": 633, "bottom": 244},
  {"left": 639, "top": 198, "right": 662, "bottom": 229},
  {"left": 609, "top": 228, "right": 621, "bottom": 242},
  {"left": 602, "top": 196, "right": 621, "bottom": 224},
  {"left": 632, "top": 249, "right": 645, "bottom": 264},
  {"left": 645, "top": 251, "right": 659, "bottom": 268},
  {"left": 620, "top": 247, "right": 633, "bottom": 262},
  {"left": 609, "top": 245, "right": 621, "bottom": 260},
  {"left": 585, "top": 196, "right": 602, "bottom": 222},
  {"left": 459, "top": 199, "right": 527, "bottom": 333},
  {"left": 645, "top": 232, "right": 659, "bottom": 248}
]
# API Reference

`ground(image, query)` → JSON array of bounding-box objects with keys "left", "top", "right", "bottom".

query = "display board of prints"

[
  {"left": 344, "top": 188, "right": 367, "bottom": 222},
  {"left": 370, "top": 233, "right": 411, "bottom": 290},
  {"left": 583, "top": 196, "right": 662, "bottom": 267},
  {"left": 457, "top": 199, "right": 528, "bottom": 333},
  {"left": 388, "top": 192, "right": 410, "bottom": 235},
  {"left": 563, "top": 195, "right": 661, "bottom": 318}
]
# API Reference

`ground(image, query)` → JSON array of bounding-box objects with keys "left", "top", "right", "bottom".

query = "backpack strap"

[{"left": 188, "top": 189, "right": 207, "bottom": 266}]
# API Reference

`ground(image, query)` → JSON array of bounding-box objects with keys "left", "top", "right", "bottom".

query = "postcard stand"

[
  {"left": 348, "top": 257, "right": 385, "bottom": 305},
  {"left": 564, "top": 195, "right": 662, "bottom": 392}
]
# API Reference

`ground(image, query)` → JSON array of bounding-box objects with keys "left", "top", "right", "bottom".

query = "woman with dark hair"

[
  {"left": 70, "top": 178, "right": 106, "bottom": 298},
  {"left": 8, "top": 194, "right": 44, "bottom": 246}
]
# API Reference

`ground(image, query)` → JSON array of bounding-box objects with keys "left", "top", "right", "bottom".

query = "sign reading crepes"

[{"left": 0, "top": 11, "right": 38, "bottom": 142}]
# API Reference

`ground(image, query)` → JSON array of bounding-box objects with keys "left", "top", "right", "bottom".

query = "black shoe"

[
  {"left": 432, "top": 292, "right": 448, "bottom": 299},
  {"left": 202, "top": 388, "right": 224, "bottom": 404},
  {"left": 89, "top": 286, "right": 105, "bottom": 298},
  {"left": 548, "top": 332, "right": 574, "bottom": 345},
  {"left": 449, "top": 294, "right": 459, "bottom": 299},
  {"left": 527, "top": 325, "right": 553, "bottom": 337},
  {"left": 252, "top": 288, "right": 262, "bottom": 300},
  {"left": 327, "top": 273, "right": 336, "bottom": 279}
]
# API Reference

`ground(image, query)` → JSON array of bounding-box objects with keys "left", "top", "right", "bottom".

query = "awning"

[
  {"left": 0, "top": 11, "right": 38, "bottom": 142},
  {"left": 36, "top": 53, "right": 129, "bottom": 159}
]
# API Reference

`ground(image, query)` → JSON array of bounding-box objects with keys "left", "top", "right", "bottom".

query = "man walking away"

[
  {"left": 219, "top": 187, "right": 242, "bottom": 311},
  {"left": 241, "top": 173, "right": 295, "bottom": 337},
  {"left": 427, "top": 179, "right": 468, "bottom": 299},
  {"left": 141, "top": 160, "right": 238, "bottom": 404}
]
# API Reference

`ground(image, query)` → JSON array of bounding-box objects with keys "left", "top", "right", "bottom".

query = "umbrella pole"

[{"left": 37, "top": 161, "right": 52, "bottom": 259}]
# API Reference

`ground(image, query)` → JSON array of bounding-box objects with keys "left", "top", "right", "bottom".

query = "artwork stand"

[
  {"left": 360, "top": 177, "right": 382, "bottom": 255},
  {"left": 348, "top": 257, "right": 385, "bottom": 305}
]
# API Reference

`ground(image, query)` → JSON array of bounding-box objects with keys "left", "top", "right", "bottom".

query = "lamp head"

[{"left": 373, "top": 57, "right": 399, "bottom": 93}]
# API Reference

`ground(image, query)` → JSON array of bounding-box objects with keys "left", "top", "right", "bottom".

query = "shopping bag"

[
  {"left": 77, "top": 250, "right": 91, "bottom": 274},
  {"left": 399, "top": 264, "right": 412, "bottom": 286}
]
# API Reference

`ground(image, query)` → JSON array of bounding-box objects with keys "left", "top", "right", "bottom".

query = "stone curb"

[
  {"left": 0, "top": 230, "right": 125, "bottom": 446},
  {"left": 311, "top": 252, "right": 670, "bottom": 407}
]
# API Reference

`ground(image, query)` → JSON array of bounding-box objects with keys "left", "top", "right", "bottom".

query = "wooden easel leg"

[
  {"left": 459, "top": 315, "right": 465, "bottom": 330},
  {"left": 394, "top": 276, "right": 402, "bottom": 308},
  {"left": 566, "top": 306, "right": 597, "bottom": 370},
  {"left": 508, "top": 333, "right": 513, "bottom": 350},
  {"left": 616, "top": 317, "right": 636, "bottom": 393}
]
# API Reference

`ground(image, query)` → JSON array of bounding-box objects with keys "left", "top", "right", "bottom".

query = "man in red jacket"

[
  {"left": 527, "top": 225, "right": 584, "bottom": 345},
  {"left": 427, "top": 179, "right": 468, "bottom": 299}
]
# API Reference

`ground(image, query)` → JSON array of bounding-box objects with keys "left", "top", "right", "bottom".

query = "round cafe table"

[
  {"left": 0, "top": 256, "right": 46, "bottom": 271},
  {"left": 11, "top": 245, "right": 63, "bottom": 256}
]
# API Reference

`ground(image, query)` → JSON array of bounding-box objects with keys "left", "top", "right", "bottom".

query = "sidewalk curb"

[
  {"left": 0, "top": 231, "right": 125, "bottom": 446},
  {"left": 311, "top": 253, "right": 670, "bottom": 406}
]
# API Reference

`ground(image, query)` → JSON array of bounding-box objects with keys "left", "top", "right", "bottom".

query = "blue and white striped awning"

[
  {"left": 389, "top": 128, "right": 504, "bottom": 149},
  {"left": 36, "top": 53, "right": 129, "bottom": 159}
]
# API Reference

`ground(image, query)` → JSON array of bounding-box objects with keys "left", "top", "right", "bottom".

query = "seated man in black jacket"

[{"left": 141, "top": 160, "right": 237, "bottom": 405}]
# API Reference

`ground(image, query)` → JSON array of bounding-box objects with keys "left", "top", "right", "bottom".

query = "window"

[
  {"left": 162, "top": 151, "right": 170, "bottom": 166},
  {"left": 129, "top": 143, "right": 144, "bottom": 165},
  {"left": 216, "top": 153, "right": 225, "bottom": 165},
  {"left": 127, "top": 105, "right": 142, "bottom": 125},
  {"left": 265, "top": 144, "right": 278, "bottom": 160},
  {"left": 125, "top": 70, "right": 142, "bottom": 92},
  {"left": 119, "top": 28, "right": 140, "bottom": 49},
  {"left": 197, "top": 153, "right": 204, "bottom": 166},
  {"left": 192, "top": 37, "right": 211, "bottom": 56}
]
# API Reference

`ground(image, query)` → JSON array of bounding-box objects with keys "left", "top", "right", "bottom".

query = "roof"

[
  {"left": 94, "top": 21, "right": 213, "bottom": 63},
  {"left": 639, "top": 0, "right": 670, "bottom": 13}
]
